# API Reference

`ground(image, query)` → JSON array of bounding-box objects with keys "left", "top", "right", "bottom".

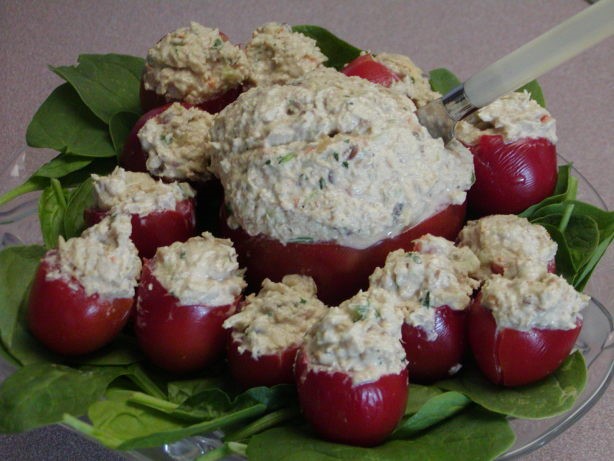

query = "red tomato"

[
  {"left": 119, "top": 102, "right": 192, "bottom": 174},
  {"left": 402, "top": 306, "right": 467, "bottom": 383},
  {"left": 342, "top": 54, "right": 400, "bottom": 87},
  {"left": 226, "top": 335, "right": 299, "bottom": 388},
  {"left": 219, "top": 203, "right": 466, "bottom": 306},
  {"left": 84, "top": 198, "right": 196, "bottom": 259},
  {"left": 140, "top": 79, "right": 243, "bottom": 114},
  {"left": 135, "top": 259, "right": 238, "bottom": 373},
  {"left": 467, "top": 296, "right": 582, "bottom": 386},
  {"left": 465, "top": 135, "right": 557, "bottom": 217},
  {"left": 295, "top": 349, "right": 408, "bottom": 446},
  {"left": 27, "top": 252, "right": 133, "bottom": 356}
]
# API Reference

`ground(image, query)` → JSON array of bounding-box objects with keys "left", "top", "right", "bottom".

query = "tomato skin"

[
  {"left": 226, "top": 336, "right": 299, "bottom": 388},
  {"left": 135, "top": 260, "right": 238, "bottom": 373},
  {"left": 467, "top": 297, "right": 582, "bottom": 387},
  {"left": 402, "top": 306, "right": 467, "bottom": 383},
  {"left": 140, "top": 80, "right": 243, "bottom": 114},
  {"left": 295, "top": 349, "right": 408, "bottom": 446},
  {"left": 27, "top": 253, "right": 133, "bottom": 356},
  {"left": 465, "top": 135, "right": 557, "bottom": 217},
  {"left": 84, "top": 198, "right": 196, "bottom": 259},
  {"left": 342, "top": 54, "right": 400, "bottom": 87},
  {"left": 220, "top": 203, "right": 466, "bottom": 306}
]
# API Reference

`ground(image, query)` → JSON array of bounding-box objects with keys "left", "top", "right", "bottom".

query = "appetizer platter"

[{"left": 0, "top": 21, "right": 612, "bottom": 461}]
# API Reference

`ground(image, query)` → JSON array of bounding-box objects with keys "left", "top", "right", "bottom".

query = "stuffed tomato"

[
  {"left": 468, "top": 273, "right": 588, "bottom": 387},
  {"left": 135, "top": 233, "right": 245, "bottom": 373},
  {"left": 456, "top": 91, "right": 558, "bottom": 217},
  {"left": 140, "top": 23, "right": 248, "bottom": 113},
  {"left": 85, "top": 167, "right": 196, "bottom": 258},
  {"left": 296, "top": 289, "right": 408, "bottom": 446},
  {"left": 211, "top": 68, "right": 474, "bottom": 305},
  {"left": 27, "top": 215, "right": 141, "bottom": 356},
  {"left": 223, "top": 275, "right": 328, "bottom": 388},
  {"left": 369, "top": 235, "right": 480, "bottom": 382}
]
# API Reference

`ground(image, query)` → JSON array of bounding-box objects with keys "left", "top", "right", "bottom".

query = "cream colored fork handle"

[{"left": 464, "top": 0, "right": 614, "bottom": 108}]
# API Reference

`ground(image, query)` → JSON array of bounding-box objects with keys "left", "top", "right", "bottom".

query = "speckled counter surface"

[{"left": 0, "top": 1, "right": 612, "bottom": 460}]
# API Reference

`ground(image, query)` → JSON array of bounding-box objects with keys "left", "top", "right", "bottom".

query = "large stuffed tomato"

[
  {"left": 342, "top": 54, "right": 399, "bottom": 87},
  {"left": 465, "top": 135, "right": 557, "bottom": 217},
  {"left": 220, "top": 203, "right": 465, "bottom": 305},
  {"left": 27, "top": 252, "right": 133, "bottom": 356},
  {"left": 467, "top": 296, "right": 582, "bottom": 387},
  {"left": 294, "top": 349, "right": 408, "bottom": 447},
  {"left": 135, "top": 259, "right": 238, "bottom": 373},
  {"left": 226, "top": 336, "right": 298, "bottom": 388},
  {"left": 84, "top": 199, "right": 196, "bottom": 259},
  {"left": 402, "top": 306, "right": 467, "bottom": 383}
]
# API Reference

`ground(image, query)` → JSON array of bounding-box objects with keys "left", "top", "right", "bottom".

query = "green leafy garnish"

[{"left": 292, "top": 25, "right": 361, "bottom": 70}]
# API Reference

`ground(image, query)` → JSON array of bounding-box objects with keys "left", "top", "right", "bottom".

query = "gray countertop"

[{"left": 0, "top": 1, "right": 612, "bottom": 459}]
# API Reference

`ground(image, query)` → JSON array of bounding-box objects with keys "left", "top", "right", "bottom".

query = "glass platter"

[{"left": 0, "top": 148, "right": 612, "bottom": 461}]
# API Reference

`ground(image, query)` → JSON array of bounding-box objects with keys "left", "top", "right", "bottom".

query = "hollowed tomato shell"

[
  {"left": 467, "top": 296, "right": 582, "bottom": 387},
  {"left": 27, "top": 252, "right": 133, "bottom": 356},
  {"left": 402, "top": 305, "right": 467, "bottom": 383},
  {"left": 294, "top": 349, "right": 408, "bottom": 447},
  {"left": 84, "top": 198, "right": 196, "bottom": 259},
  {"left": 219, "top": 203, "right": 466, "bottom": 306},
  {"left": 226, "top": 335, "right": 299, "bottom": 388},
  {"left": 135, "top": 259, "right": 238, "bottom": 374},
  {"left": 465, "top": 135, "right": 557, "bottom": 217}
]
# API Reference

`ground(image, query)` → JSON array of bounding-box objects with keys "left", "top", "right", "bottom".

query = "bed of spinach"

[{"left": 0, "top": 25, "right": 608, "bottom": 461}]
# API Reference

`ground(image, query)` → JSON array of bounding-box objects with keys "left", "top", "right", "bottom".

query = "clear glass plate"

[{"left": 1, "top": 149, "right": 612, "bottom": 461}]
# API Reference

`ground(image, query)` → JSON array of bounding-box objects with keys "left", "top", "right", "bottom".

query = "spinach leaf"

[
  {"left": 0, "top": 363, "right": 129, "bottom": 432},
  {"left": 429, "top": 68, "right": 461, "bottom": 95},
  {"left": 0, "top": 245, "right": 45, "bottom": 353},
  {"left": 246, "top": 406, "right": 514, "bottom": 461},
  {"left": 517, "top": 80, "right": 545, "bottom": 107},
  {"left": 109, "top": 111, "right": 140, "bottom": 154},
  {"left": 52, "top": 54, "right": 144, "bottom": 124},
  {"left": 168, "top": 377, "right": 228, "bottom": 404},
  {"left": 33, "top": 154, "right": 93, "bottom": 179},
  {"left": 67, "top": 389, "right": 267, "bottom": 450},
  {"left": 393, "top": 391, "right": 470, "bottom": 438},
  {"left": 62, "top": 177, "right": 94, "bottom": 239},
  {"left": 520, "top": 164, "right": 577, "bottom": 218},
  {"left": 38, "top": 179, "right": 69, "bottom": 248},
  {"left": 26, "top": 83, "right": 116, "bottom": 158},
  {"left": 403, "top": 384, "right": 443, "bottom": 415},
  {"left": 292, "top": 25, "right": 361, "bottom": 70},
  {"left": 438, "top": 351, "right": 587, "bottom": 419},
  {"left": 0, "top": 176, "right": 48, "bottom": 207}
]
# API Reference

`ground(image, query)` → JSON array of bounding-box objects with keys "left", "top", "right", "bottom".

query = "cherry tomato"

[
  {"left": 294, "top": 349, "right": 408, "bottom": 446},
  {"left": 226, "top": 336, "right": 299, "bottom": 388},
  {"left": 465, "top": 135, "right": 557, "bottom": 217},
  {"left": 84, "top": 198, "right": 196, "bottom": 259},
  {"left": 341, "top": 54, "right": 400, "bottom": 87},
  {"left": 467, "top": 296, "right": 582, "bottom": 387},
  {"left": 135, "top": 259, "right": 238, "bottom": 373},
  {"left": 119, "top": 102, "right": 192, "bottom": 174},
  {"left": 140, "top": 82, "right": 243, "bottom": 115},
  {"left": 220, "top": 203, "right": 466, "bottom": 305},
  {"left": 26, "top": 252, "right": 133, "bottom": 356},
  {"left": 402, "top": 306, "right": 467, "bottom": 383}
]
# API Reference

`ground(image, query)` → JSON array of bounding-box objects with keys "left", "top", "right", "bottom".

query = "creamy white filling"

[
  {"left": 142, "top": 22, "right": 249, "bottom": 104},
  {"left": 211, "top": 68, "right": 473, "bottom": 248},
  {"left": 480, "top": 273, "right": 589, "bottom": 331},
  {"left": 456, "top": 91, "right": 557, "bottom": 144},
  {"left": 374, "top": 52, "right": 440, "bottom": 108},
  {"left": 92, "top": 167, "right": 195, "bottom": 216},
  {"left": 46, "top": 214, "right": 141, "bottom": 299},
  {"left": 138, "top": 103, "right": 215, "bottom": 182},
  {"left": 151, "top": 232, "right": 246, "bottom": 307},
  {"left": 458, "top": 214, "right": 557, "bottom": 280},
  {"left": 303, "top": 288, "right": 406, "bottom": 384},
  {"left": 246, "top": 22, "right": 326, "bottom": 87},
  {"left": 223, "top": 275, "right": 328, "bottom": 357},
  {"left": 369, "top": 235, "right": 480, "bottom": 340}
]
